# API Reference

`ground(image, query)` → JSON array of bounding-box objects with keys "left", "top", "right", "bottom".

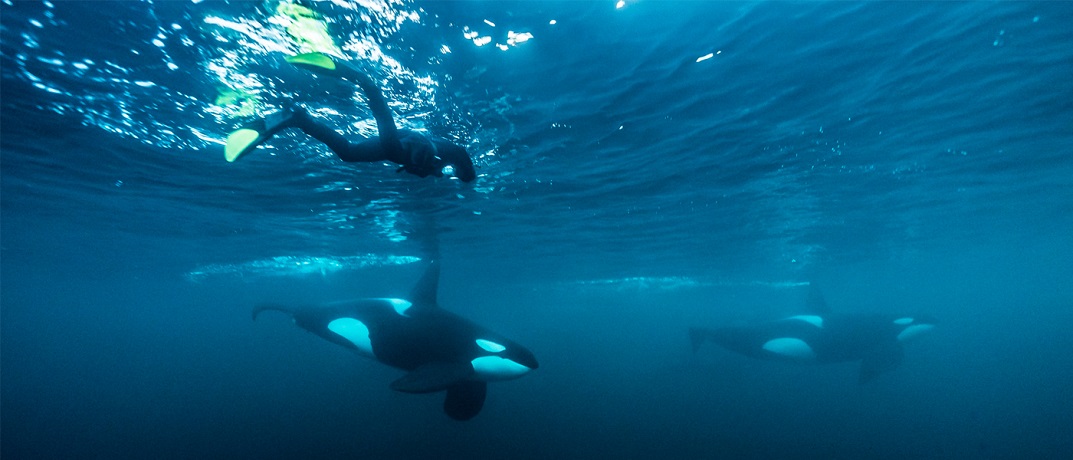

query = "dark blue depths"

[{"left": 2, "top": 1, "right": 1072, "bottom": 458}]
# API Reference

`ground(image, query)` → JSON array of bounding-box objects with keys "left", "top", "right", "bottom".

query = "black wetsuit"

[{"left": 285, "top": 65, "right": 476, "bottom": 182}]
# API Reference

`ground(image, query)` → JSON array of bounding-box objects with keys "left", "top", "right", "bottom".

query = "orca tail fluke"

[
  {"left": 689, "top": 327, "right": 711, "bottom": 353},
  {"left": 252, "top": 304, "right": 294, "bottom": 321}
]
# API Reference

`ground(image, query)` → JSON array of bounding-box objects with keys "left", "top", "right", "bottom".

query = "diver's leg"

[
  {"left": 288, "top": 109, "right": 348, "bottom": 155},
  {"left": 289, "top": 110, "right": 386, "bottom": 163},
  {"left": 225, "top": 105, "right": 385, "bottom": 164},
  {"left": 334, "top": 139, "right": 387, "bottom": 163},
  {"left": 286, "top": 53, "right": 404, "bottom": 154},
  {"left": 224, "top": 109, "right": 307, "bottom": 162},
  {"left": 345, "top": 71, "right": 403, "bottom": 152}
]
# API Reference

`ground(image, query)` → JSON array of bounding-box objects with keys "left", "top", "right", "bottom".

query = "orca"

[
  {"left": 689, "top": 286, "right": 935, "bottom": 383},
  {"left": 253, "top": 261, "right": 538, "bottom": 420}
]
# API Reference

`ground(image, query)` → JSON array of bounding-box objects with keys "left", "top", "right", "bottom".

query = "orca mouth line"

[{"left": 252, "top": 304, "right": 294, "bottom": 321}]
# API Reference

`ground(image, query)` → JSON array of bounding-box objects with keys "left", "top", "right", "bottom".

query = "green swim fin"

[
  {"left": 224, "top": 109, "right": 302, "bottom": 163},
  {"left": 225, "top": 124, "right": 265, "bottom": 162},
  {"left": 286, "top": 52, "right": 339, "bottom": 75},
  {"left": 285, "top": 52, "right": 367, "bottom": 82}
]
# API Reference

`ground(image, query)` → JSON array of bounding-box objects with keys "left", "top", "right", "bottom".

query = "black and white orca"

[
  {"left": 689, "top": 286, "right": 935, "bottom": 383},
  {"left": 253, "top": 261, "right": 538, "bottom": 420}
]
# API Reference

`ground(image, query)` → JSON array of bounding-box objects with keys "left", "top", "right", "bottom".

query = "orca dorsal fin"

[
  {"left": 805, "top": 283, "right": 830, "bottom": 315},
  {"left": 409, "top": 260, "right": 441, "bottom": 308}
]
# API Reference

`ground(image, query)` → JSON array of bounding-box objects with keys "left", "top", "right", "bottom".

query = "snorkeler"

[{"left": 224, "top": 52, "right": 476, "bottom": 182}]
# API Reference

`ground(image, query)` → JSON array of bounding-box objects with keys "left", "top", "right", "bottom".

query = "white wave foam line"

[
  {"left": 186, "top": 254, "right": 421, "bottom": 281},
  {"left": 565, "top": 277, "right": 810, "bottom": 291}
]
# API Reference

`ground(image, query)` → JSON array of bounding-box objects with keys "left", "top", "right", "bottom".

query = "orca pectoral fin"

[
  {"left": 390, "top": 362, "right": 474, "bottom": 394},
  {"left": 858, "top": 343, "right": 905, "bottom": 384},
  {"left": 252, "top": 304, "right": 294, "bottom": 321},
  {"left": 444, "top": 381, "right": 486, "bottom": 421},
  {"left": 689, "top": 327, "right": 714, "bottom": 352}
]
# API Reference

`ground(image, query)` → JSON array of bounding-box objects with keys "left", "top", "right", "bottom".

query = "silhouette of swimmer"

[{"left": 225, "top": 52, "right": 476, "bottom": 182}]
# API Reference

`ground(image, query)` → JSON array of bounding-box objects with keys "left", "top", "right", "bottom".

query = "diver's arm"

[{"left": 433, "top": 141, "right": 477, "bottom": 182}]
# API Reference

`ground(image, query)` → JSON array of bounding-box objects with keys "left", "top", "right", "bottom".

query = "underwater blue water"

[{"left": 3, "top": 1, "right": 1072, "bottom": 458}]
